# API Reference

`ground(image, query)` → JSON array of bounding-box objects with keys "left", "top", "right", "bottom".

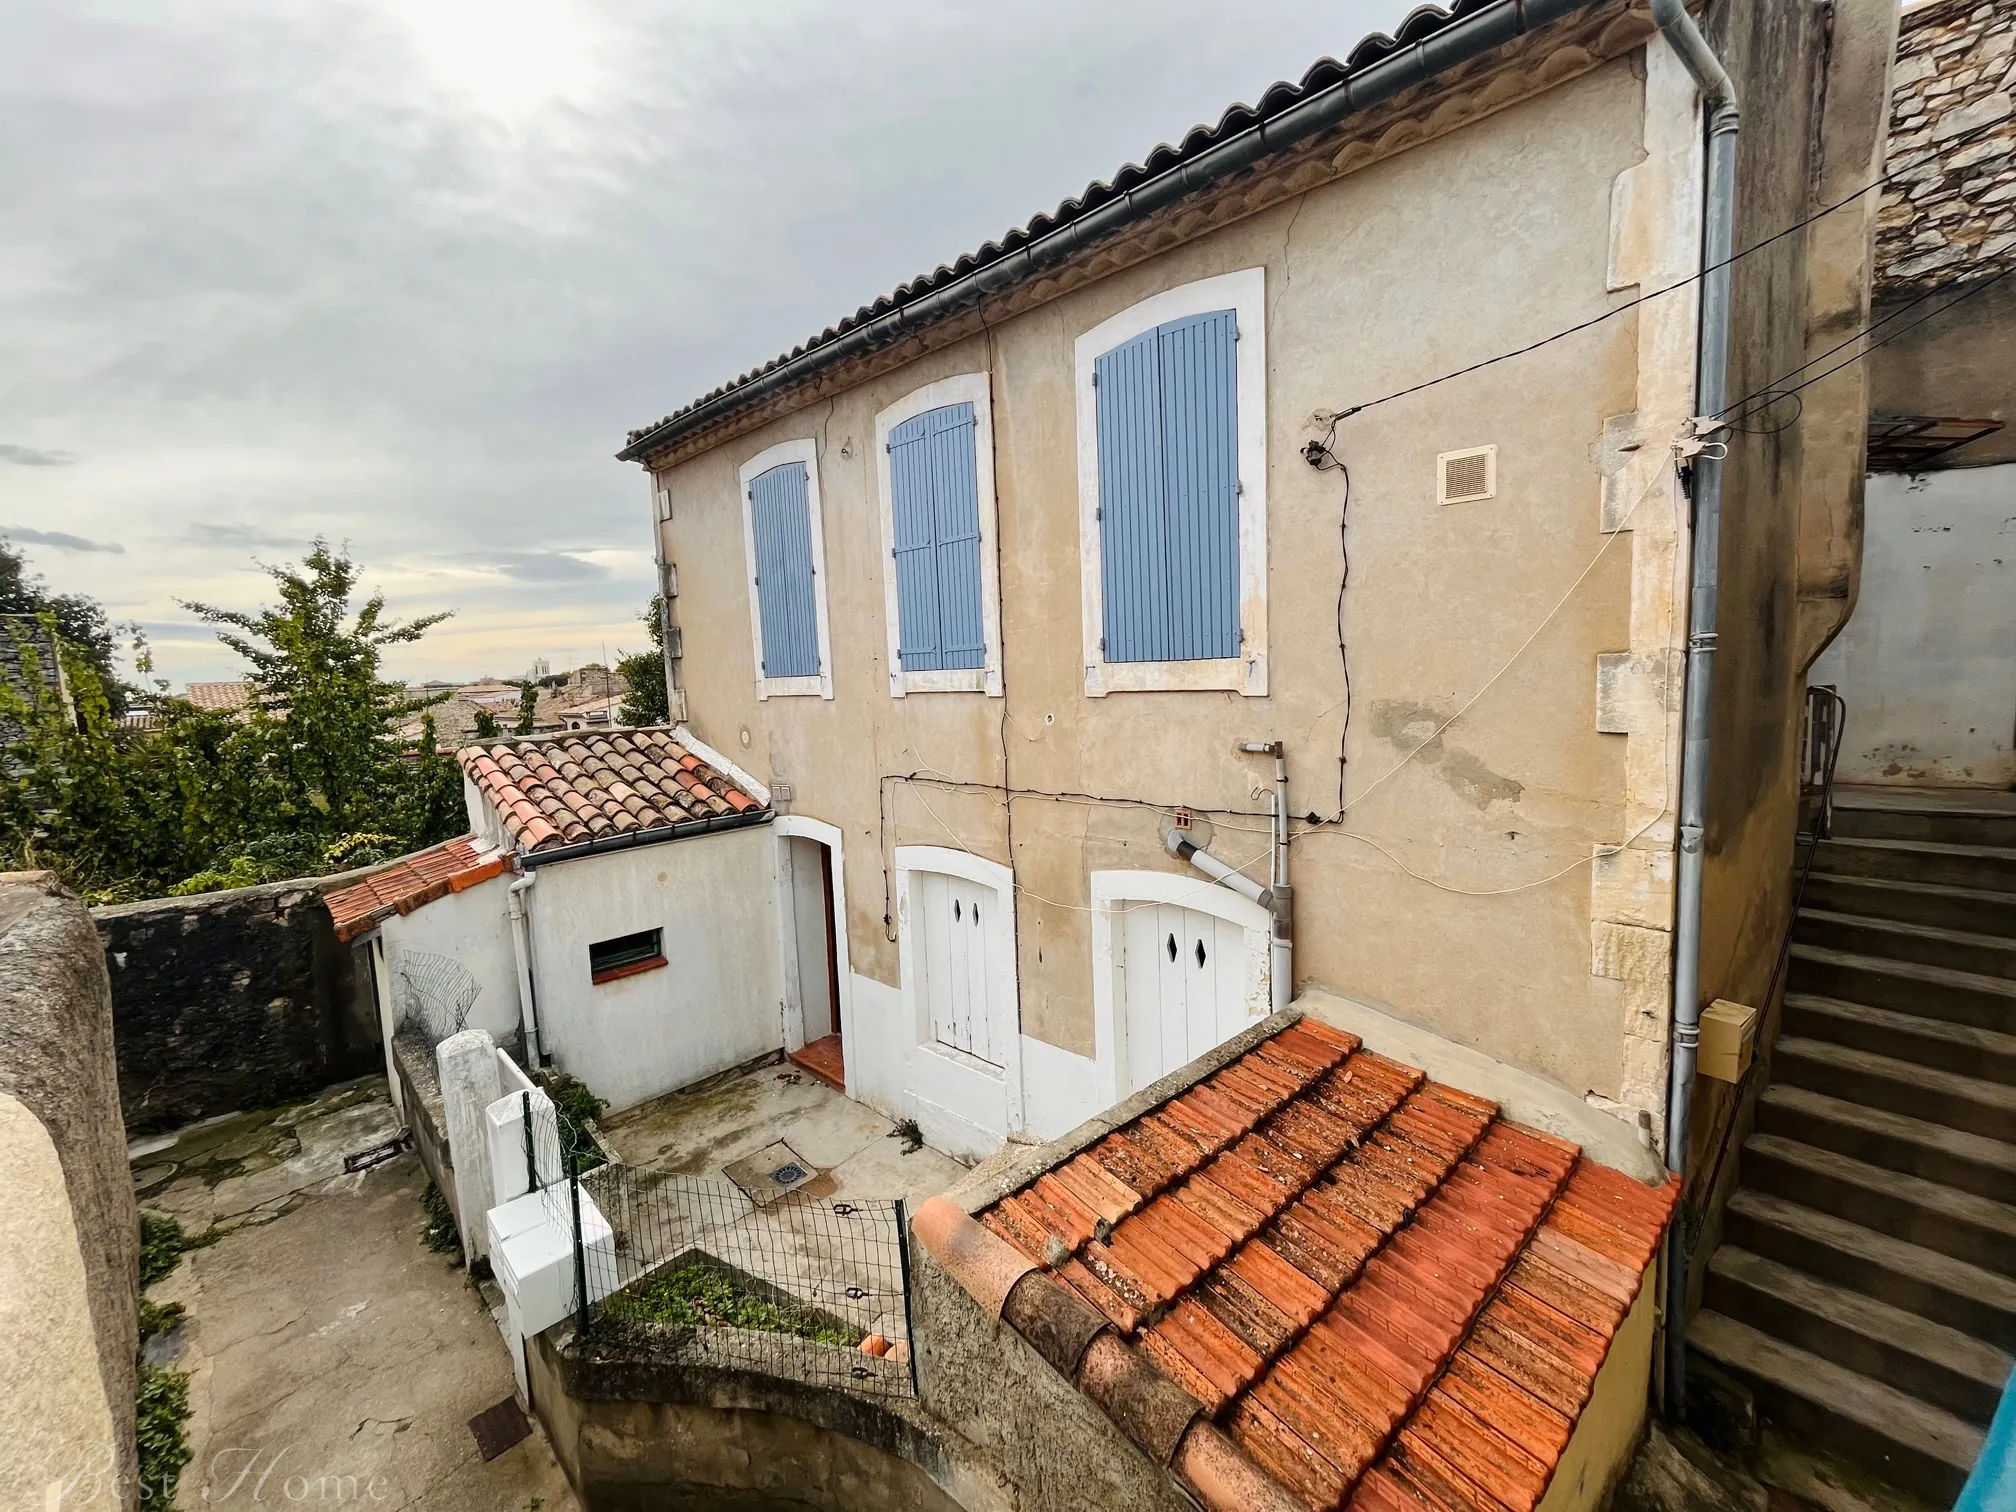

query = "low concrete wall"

[
  {"left": 95, "top": 873, "right": 380, "bottom": 1134},
  {"left": 392, "top": 1032, "right": 453, "bottom": 1223},
  {"left": 0, "top": 872, "right": 139, "bottom": 1507},
  {"left": 529, "top": 1324, "right": 1011, "bottom": 1512}
]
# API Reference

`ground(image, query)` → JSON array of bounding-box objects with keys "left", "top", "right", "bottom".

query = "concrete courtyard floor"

[
  {"left": 598, "top": 1054, "right": 966, "bottom": 1202},
  {"left": 140, "top": 1080, "right": 577, "bottom": 1512}
]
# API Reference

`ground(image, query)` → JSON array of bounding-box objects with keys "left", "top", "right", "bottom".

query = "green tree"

[
  {"left": 616, "top": 596, "right": 670, "bottom": 726},
  {"left": 514, "top": 681, "right": 539, "bottom": 735},
  {"left": 472, "top": 708, "right": 499, "bottom": 739},
  {"left": 0, "top": 543, "right": 466, "bottom": 899},
  {"left": 181, "top": 541, "right": 450, "bottom": 844},
  {"left": 0, "top": 537, "right": 133, "bottom": 713}
]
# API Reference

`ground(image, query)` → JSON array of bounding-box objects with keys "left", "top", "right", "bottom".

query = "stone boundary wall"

[
  {"left": 393, "top": 1031, "right": 453, "bottom": 1224},
  {"left": 94, "top": 868, "right": 383, "bottom": 1135},
  {"left": 0, "top": 872, "right": 140, "bottom": 1507}
]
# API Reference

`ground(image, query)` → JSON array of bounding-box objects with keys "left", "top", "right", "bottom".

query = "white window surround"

[
  {"left": 1087, "top": 868, "right": 1272, "bottom": 1109},
  {"left": 772, "top": 814, "right": 855, "bottom": 1090},
  {"left": 1075, "top": 267, "right": 1269, "bottom": 698},
  {"left": 893, "top": 844, "right": 1025, "bottom": 1127},
  {"left": 874, "top": 373, "right": 1005, "bottom": 698},
  {"left": 737, "top": 438, "right": 835, "bottom": 701}
]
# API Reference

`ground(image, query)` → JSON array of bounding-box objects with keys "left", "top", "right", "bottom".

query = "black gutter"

[
  {"left": 617, "top": 0, "right": 1606, "bottom": 464},
  {"left": 517, "top": 807, "right": 775, "bottom": 868}
]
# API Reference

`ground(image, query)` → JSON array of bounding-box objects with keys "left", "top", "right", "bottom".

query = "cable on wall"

[{"left": 1304, "top": 113, "right": 2008, "bottom": 434}]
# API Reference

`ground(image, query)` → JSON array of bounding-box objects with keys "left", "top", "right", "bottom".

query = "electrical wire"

[
  {"left": 1720, "top": 266, "right": 2016, "bottom": 423},
  {"left": 903, "top": 779, "right": 1277, "bottom": 916},
  {"left": 1307, "top": 113, "right": 2009, "bottom": 433}
]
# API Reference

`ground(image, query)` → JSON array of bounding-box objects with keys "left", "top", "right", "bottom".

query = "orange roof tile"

[
  {"left": 457, "top": 727, "right": 765, "bottom": 854},
  {"left": 324, "top": 837, "right": 510, "bottom": 942},
  {"left": 932, "top": 1017, "right": 1680, "bottom": 1512}
]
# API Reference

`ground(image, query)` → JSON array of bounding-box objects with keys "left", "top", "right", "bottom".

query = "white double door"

[
  {"left": 914, "top": 870, "right": 1005, "bottom": 1068},
  {"left": 1118, "top": 900, "right": 1258, "bottom": 1096}
]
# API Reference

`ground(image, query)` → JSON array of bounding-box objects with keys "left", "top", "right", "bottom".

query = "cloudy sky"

[{"left": 2, "top": 0, "right": 1407, "bottom": 686}]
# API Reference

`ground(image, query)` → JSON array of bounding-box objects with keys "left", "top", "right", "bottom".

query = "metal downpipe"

[
  {"left": 1653, "top": 0, "right": 1739, "bottom": 1419},
  {"left": 507, "top": 870, "right": 545, "bottom": 1067}
]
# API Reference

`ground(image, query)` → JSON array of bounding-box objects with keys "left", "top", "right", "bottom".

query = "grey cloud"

[
  {"left": 1, "top": 0, "right": 1403, "bottom": 680},
  {"left": 0, "top": 444, "right": 75, "bottom": 466},
  {"left": 448, "top": 550, "right": 612, "bottom": 585},
  {"left": 3, "top": 525, "right": 123, "bottom": 553},
  {"left": 183, "top": 522, "right": 310, "bottom": 551}
]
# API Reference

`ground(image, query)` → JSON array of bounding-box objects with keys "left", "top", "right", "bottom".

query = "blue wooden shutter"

[
  {"left": 1094, "top": 309, "right": 1240, "bottom": 663},
  {"left": 749, "top": 461, "right": 820, "bottom": 679},
  {"left": 888, "top": 403, "right": 985, "bottom": 672}
]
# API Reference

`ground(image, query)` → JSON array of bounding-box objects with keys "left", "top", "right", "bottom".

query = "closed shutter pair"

[
  {"left": 749, "top": 406, "right": 989, "bottom": 682},
  {"left": 1095, "top": 308, "right": 1241, "bottom": 664}
]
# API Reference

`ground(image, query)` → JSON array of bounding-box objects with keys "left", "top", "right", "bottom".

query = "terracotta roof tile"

[
  {"left": 458, "top": 727, "right": 765, "bottom": 853},
  {"left": 324, "top": 837, "right": 510, "bottom": 942},
  {"left": 945, "top": 1017, "right": 1683, "bottom": 1512}
]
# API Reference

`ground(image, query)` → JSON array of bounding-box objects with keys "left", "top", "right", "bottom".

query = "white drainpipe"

[
  {"left": 507, "top": 870, "right": 544, "bottom": 1067},
  {"left": 1167, "top": 741, "right": 1295, "bottom": 1014}
]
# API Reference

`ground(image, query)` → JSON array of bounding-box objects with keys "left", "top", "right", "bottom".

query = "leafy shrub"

[
  {"left": 594, "top": 1259, "right": 859, "bottom": 1348},
  {"left": 139, "top": 1212, "right": 187, "bottom": 1288},
  {"left": 135, "top": 1364, "right": 192, "bottom": 1503},
  {"left": 533, "top": 1070, "right": 607, "bottom": 1176}
]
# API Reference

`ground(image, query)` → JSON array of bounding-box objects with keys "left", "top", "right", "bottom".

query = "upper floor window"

[
  {"left": 875, "top": 373, "right": 1004, "bottom": 698},
  {"left": 738, "top": 438, "right": 834, "bottom": 700},
  {"left": 1075, "top": 268, "right": 1268, "bottom": 697}
]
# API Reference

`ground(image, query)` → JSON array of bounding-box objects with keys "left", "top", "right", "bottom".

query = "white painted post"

[{"left": 436, "top": 1029, "right": 501, "bottom": 1261}]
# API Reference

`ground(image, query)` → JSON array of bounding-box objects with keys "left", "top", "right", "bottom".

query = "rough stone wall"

[
  {"left": 95, "top": 877, "right": 379, "bottom": 1135},
  {"left": 1878, "top": 0, "right": 2016, "bottom": 292},
  {"left": 0, "top": 872, "right": 139, "bottom": 1506}
]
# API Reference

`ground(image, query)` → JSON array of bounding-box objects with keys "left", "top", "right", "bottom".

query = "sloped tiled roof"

[
  {"left": 619, "top": 0, "right": 1606, "bottom": 461},
  {"left": 183, "top": 680, "right": 255, "bottom": 712},
  {"left": 324, "top": 837, "right": 510, "bottom": 943},
  {"left": 458, "top": 728, "right": 764, "bottom": 854},
  {"left": 916, "top": 1016, "right": 1678, "bottom": 1512}
]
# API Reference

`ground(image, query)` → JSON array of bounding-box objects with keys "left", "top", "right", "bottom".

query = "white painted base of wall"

[{"left": 844, "top": 971, "right": 1107, "bottom": 1158}]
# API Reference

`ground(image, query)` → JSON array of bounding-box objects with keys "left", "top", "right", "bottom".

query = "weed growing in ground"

[
  {"left": 594, "top": 1259, "right": 859, "bottom": 1348},
  {"left": 420, "top": 1181, "right": 463, "bottom": 1263},
  {"left": 888, "top": 1117, "right": 924, "bottom": 1155},
  {"left": 138, "top": 1298, "right": 186, "bottom": 1344},
  {"left": 139, "top": 1212, "right": 186, "bottom": 1288},
  {"left": 136, "top": 1363, "right": 192, "bottom": 1502}
]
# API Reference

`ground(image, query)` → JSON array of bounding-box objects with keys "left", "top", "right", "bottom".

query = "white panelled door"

[
  {"left": 915, "top": 870, "right": 1003, "bottom": 1068},
  {"left": 1118, "top": 901, "right": 1258, "bottom": 1095}
]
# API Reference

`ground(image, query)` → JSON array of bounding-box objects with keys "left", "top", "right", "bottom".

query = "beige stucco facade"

[{"left": 634, "top": 1, "right": 1883, "bottom": 1170}]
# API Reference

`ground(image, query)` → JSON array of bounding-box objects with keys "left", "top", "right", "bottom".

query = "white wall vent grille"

[{"left": 1438, "top": 445, "right": 1497, "bottom": 505}]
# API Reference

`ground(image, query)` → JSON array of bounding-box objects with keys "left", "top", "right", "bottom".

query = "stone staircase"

[{"left": 1689, "top": 786, "right": 2016, "bottom": 1506}]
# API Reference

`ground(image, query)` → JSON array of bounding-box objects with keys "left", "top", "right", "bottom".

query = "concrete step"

[
  {"left": 1756, "top": 1082, "right": 2016, "bottom": 1202},
  {"left": 1831, "top": 801, "right": 2016, "bottom": 849},
  {"left": 1687, "top": 1310, "right": 1984, "bottom": 1505},
  {"left": 1703, "top": 1246, "right": 2013, "bottom": 1424},
  {"left": 1787, "top": 943, "right": 2016, "bottom": 1033},
  {"left": 1802, "top": 872, "right": 2016, "bottom": 938},
  {"left": 1724, "top": 1188, "right": 2016, "bottom": 1351},
  {"left": 1794, "top": 908, "right": 2016, "bottom": 980},
  {"left": 1741, "top": 1132, "right": 2016, "bottom": 1276},
  {"left": 1772, "top": 1035, "right": 2016, "bottom": 1141},
  {"left": 1812, "top": 835, "right": 2016, "bottom": 893},
  {"left": 1781, "top": 994, "right": 2016, "bottom": 1087}
]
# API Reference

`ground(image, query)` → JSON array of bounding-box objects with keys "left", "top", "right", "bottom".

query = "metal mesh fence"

[{"left": 546, "top": 1112, "right": 916, "bottom": 1398}]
